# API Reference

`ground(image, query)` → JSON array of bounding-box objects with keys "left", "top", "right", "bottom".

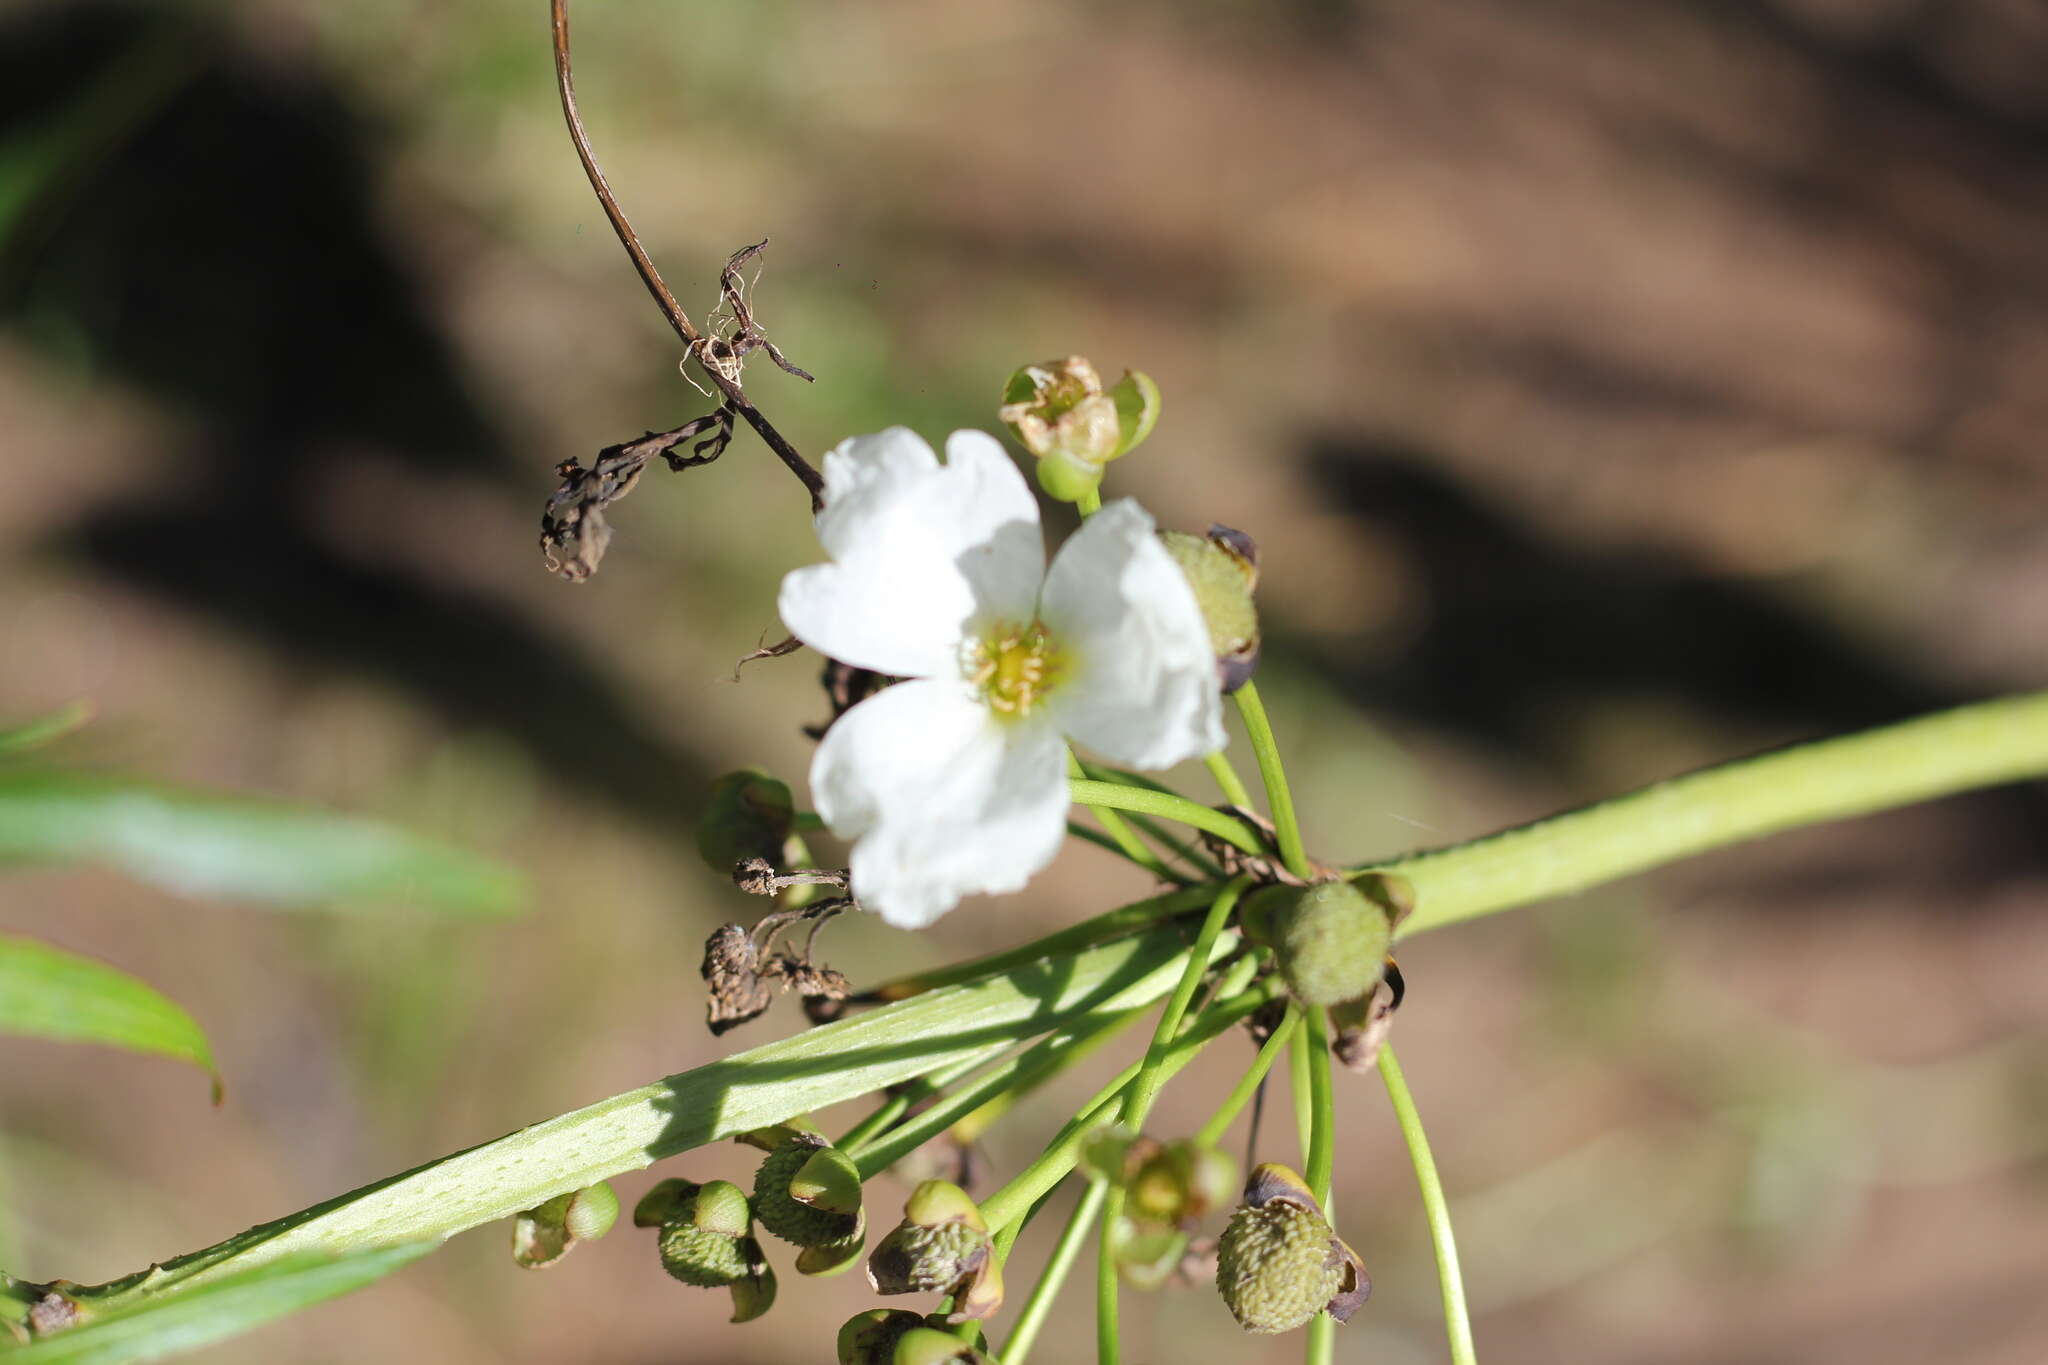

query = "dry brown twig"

[{"left": 542, "top": 0, "right": 824, "bottom": 582}]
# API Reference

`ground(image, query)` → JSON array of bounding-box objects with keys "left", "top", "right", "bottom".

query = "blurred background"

[{"left": 5, "top": 0, "right": 2048, "bottom": 1360}]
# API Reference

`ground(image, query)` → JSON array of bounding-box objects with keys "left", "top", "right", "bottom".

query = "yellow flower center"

[{"left": 966, "top": 620, "right": 1065, "bottom": 719}]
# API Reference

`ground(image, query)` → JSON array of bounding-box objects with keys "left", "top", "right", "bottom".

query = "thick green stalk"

[
  {"left": 1233, "top": 681, "right": 1313, "bottom": 881},
  {"left": 1067, "top": 779, "right": 1264, "bottom": 854},
  {"left": 1373, "top": 691, "right": 2048, "bottom": 937},
  {"left": 59, "top": 924, "right": 1218, "bottom": 1317},
  {"left": 1380, "top": 1043, "right": 1475, "bottom": 1365}
]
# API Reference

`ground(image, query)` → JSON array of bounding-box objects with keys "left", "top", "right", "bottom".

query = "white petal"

[
  {"left": 811, "top": 677, "right": 1069, "bottom": 928},
  {"left": 778, "top": 428, "right": 1045, "bottom": 677},
  {"left": 1040, "top": 499, "right": 1226, "bottom": 768}
]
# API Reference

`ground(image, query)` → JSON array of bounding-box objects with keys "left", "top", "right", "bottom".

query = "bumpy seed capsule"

[
  {"left": 659, "top": 1219, "right": 754, "bottom": 1288},
  {"left": 867, "top": 1180, "right": 1001, "bottom": 1318},
  {"left": 836, "top": 1309, "right": 927, "bottom": 1365},
  {"left": 696, "top": 769, "right": 796, "bottom": 875},
  {"left": 754, "top": 1131, "right": 865, "bottom": 1251},
  {"left": 655, "top": 1180, "right": 755, "bottom": 1287},
  {"left": 1159, "top": 526, "right": 1261, "bottom": 692},
  {"left": 1215, "top": 1164, "right": 1346, "bottom": 1334},
  {"left": 1241, "top": 881, "right": 1394, "bottom": 1007}
]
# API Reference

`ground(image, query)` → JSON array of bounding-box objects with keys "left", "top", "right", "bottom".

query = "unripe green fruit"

[
  {"left": 1244, "top": 881, "right": 1392, "bottom": 1006},
  {"left": 1035, "top": 449, "right": 1105, "bottom": 503},
  {"left": 754, "top": 1138, "right": 862, "bottom": 1248},
  {"left": 659, "top": 1220, "right": 753, "bottom": 1287},
  {"left": 1215, "top": 1194, "right": 1344, "bottom": 1333}
]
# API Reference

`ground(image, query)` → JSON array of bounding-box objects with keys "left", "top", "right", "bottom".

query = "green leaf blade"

[
  {"left": 6, "top": 1245, "right": 432, "bottom": 1364},
  {"left": 0, "top": 775, "right": 522, "bottom": 917},
  {"left": 0, "top": 705, "right": 93, "bottom": 758},
  {"left": 0, "top": 935, "right": 217, "bottom": 1095}
]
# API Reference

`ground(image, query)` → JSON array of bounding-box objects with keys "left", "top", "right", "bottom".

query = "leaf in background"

[
  {"left": 5, "top": 1244, "right": 432, "bottom": 1364},
  {"left": 0, "top": 705, "right": 93, "bottom": 759},
  {"left": 0, "top": 775, "right": 522, "bottom": 916},
  {"left": 0, "top": 936, "right": 217, "bottom": 1099}
]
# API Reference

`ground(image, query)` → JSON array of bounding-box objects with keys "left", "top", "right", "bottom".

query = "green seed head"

[
  {"left": 1215, "top": 1182, "right": 1345, "bottom": 1333},
  {"left": 754, "top": 1135, "right": 863, "bottom": 1249},
  {"left": 659, "top": 1219, "right": 753, "bottom": 1288},
  {"left": 1256, "top": 881, "right": 1394, "bottom": 1007}
]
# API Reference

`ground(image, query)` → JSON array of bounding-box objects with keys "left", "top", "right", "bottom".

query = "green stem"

[
  {"left": 1379, "top": 1043, "right": 1475, "bottom": 1365},
  {"left": 1120, "top": 878, "right": 1249, "bottom": 1126},
  {"left": 1299, "top": 1010, "right": 1339, "bottom": 1365},
  {"left": 1067, "top": 780, "right": 1264, "bottom": 855},
  {"left": 1232, "top": 680, "right": 1313, "bottom": 881},
  {"left": 1373, "top": 690, "right": 2048, "bottom": 938},
  {"left": 1194, "top": 1007, "right": 1299, "bottom": 1150},
  {"left": 851, "top": 1005, "right": 1151, "bottom": 1179},
  {"left": 1074, "top": 761, "right": 1227, "bottom": 877},
  {"left": 1205, "top": 750, "right": 1255, "bottom": 810},
  {"left": 1096, "top": 1185, "right": 1123, "bottom": 1365},
  {"left": 1076, "top": 486, "right": 1103, "bottom": 517},
  {"left": 1097, "top": 878, "right": 1246, "bottom": 1365},
  {"left": 1302, "top": 1009, "right": 1335, "bottom": 1203},
  {"left": 1288, "top": 1019, "right": 1315, "bottom": 1164},
  {"left": 1069, "top": 752, "right": 1184, "bottom": 883},
  {"left": 1002, "top": 1178, "right": 1108, "bottom": 1365},
  {"left": 978, "top": 977, "right": 1274, "bottom": 1233}
]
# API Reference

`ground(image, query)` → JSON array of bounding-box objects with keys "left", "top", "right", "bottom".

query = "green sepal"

[
  {"left": 1107, "top": 369, "right": 1161, "bottom": 456},
  {"left": 632, "top": 1178, "right": 699, "bottom": 1229},
  {"left": 511, "top": 1182, "right": 619, "bottom": 1269}
]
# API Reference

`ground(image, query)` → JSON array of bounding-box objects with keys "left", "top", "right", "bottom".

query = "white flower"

[{"left": 777, "top": 427, "right": 1225, "bottom": 928}]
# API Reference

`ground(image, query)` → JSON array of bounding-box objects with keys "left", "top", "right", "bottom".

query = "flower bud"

[
  {"left": 1240, "top": 879, "right": 1398, "bottom": 1007},
  {"left": 837, "top": 1309, "right": 927, "bottom": 1365},
  {"left": 1159, "top": 525, "right": 1261, "bottom": 692},
  {"left": 511, "top": 1181, "right": 620, "bottom": 1269},
  {"left": 1215, "top": 1164, "right": 1368, "bottom": 1334},
  {"left": 696, "top": 769, "right": 795, "bottom": 875},
  {"left": 998, "top": 357, "right": 1161, "bottom": 504},
  {"left": 866, "top": 1180, "right": 1002, "bottom": 1320}
]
